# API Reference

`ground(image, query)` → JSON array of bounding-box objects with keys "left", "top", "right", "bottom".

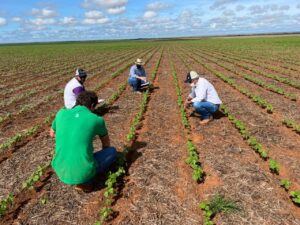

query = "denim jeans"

[
  {"left": 193, "top": 101, "right": 219, "bottom": 119},
  {"left": 94, "top": 146, "right": 117, "bottom": 174},
  {"left": 128, "top": 77, "right": 141, "bottom": 91}
]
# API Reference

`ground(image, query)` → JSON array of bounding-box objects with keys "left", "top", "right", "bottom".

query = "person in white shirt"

[
  {"left": 184, "top": 71, "right": 222, "bottom": 124},
  {"left": 64, "top": 68, "right": 87, "bottom": 109}
]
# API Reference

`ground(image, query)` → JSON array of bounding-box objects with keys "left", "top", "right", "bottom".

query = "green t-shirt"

[{"left": 51, "top": 106, "right": 108, "bottom": 184}]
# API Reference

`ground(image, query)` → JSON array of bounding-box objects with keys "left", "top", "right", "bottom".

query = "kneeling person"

[
  {"left": 184, "top": 71, "right": 222, "bottom": 124},
  {"left": 50, "top": 91, "right": 117, "bottom": 191}
]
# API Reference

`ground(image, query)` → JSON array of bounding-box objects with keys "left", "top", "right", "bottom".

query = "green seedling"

[
  {"left": 280, "top": 179, "right": 292, "bottom": 191},
  {"left": 290, "top": 191, "right": 300, "bottom": 205},
  {"left": 269, "top": 159, "right": 280, "bottom": 175},
  {"left": 0, "top": 193, "right": 14, "bottom": 216}
]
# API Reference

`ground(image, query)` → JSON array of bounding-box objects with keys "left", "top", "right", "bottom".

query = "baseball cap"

[
  {"left": 75, "top": 68, "right": 87, "bottom": 77},
  {"left": 184, "top": 71, "right": 199, "bottom": 83}
]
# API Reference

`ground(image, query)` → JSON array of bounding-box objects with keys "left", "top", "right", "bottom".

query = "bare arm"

[
  {"left": 50, "top": 127, "right": 55, "bottom": 138},
  {"left": 100, "top": 134, "right": 110, "bottom": 148}
]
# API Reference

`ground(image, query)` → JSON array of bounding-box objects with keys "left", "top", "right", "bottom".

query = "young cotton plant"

[
  {"left": 185, "top": 141, "right": 204, "bottom": 182},
  {"left": 290, "top": 191, "right": 300, "bottom": 205},
  {"left": 0, "top": 193, "right": 14, "bottom": 216},
  {"left": 269, "top": 159, "right": 280, "bottom": 175},
  {"left": 280, "top": 179, "right": 292, "bottom": 191}
]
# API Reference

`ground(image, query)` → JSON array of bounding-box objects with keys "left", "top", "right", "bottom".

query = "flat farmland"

[{"left": 0, "top": 36, "right": 300, "bottom": 225}]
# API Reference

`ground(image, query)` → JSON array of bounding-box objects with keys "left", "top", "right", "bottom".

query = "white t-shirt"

[
  {"left": 64, "top": 77, "right": 85, "bottom": 109},
  {"left": 189, "top": 78, "right": 222, "bottom": 104}
]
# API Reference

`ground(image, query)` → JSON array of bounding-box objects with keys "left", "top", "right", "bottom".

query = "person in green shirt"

[{"left": 50, "top": 91, "right": 117, "bottom": 192}]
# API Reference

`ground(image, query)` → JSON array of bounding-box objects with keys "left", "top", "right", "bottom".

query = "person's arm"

[
  {"left": 130, "top": 66, "right": 146, "bottom": 81},
  {"left": 99, "top": 134, "right": 110, "bottom": 148},
  {"left": 50, "top": 117, "right": 56, "bottom": 138},
  {"left": 73, "top": 86, "right": 85, "bottom": 97},
  {"left": 50, "top": 127, "right": 55, "bottom": 138}
]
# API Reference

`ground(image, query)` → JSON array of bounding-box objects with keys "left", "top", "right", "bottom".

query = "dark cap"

[{"left": 75, "top": 68, "right": 87, "bottom": 77}]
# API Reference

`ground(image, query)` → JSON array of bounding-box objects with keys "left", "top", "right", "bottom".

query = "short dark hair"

[{"left": 76, "top": 91, "right": 98, "bottom": 108}]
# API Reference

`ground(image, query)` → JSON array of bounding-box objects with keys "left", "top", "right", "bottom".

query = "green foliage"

[
  {"left": 185, "top": 141, "right": 204, "bottom": 182},
  {"left": 290, "top": 191, "right": 300, "bottom": 205},
  {"left": 199, "top": 195, "right": 240, "bottom": 225},
  {"left": 40, "top": 196, "right": 48, "bottom": 205},
  {"left": 269, "top": 159, "right": 280, "bottom": 175},
  {"left": 0, "top": 193, "right": 14, "bottom": 216},
  {"left": 280, "top": 179, "right": 292, "bottom": 191},
  {"left": 22, "top": 162, "right": 50, "bottom": 189},
  {"left": 283, "top": 118, "right": 300, "bottom": 134}
]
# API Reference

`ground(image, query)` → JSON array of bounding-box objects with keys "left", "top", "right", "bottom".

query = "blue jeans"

[
  {"left": 193, "top": 101, "right": 219, "bottom": 119},
  {"left": 128, "top": 77, "right": 141, "bottom": 91},
  {"left": 94, "top": 146, "right": 117, "bottom": 174},
  {"left": 128, "top": 77, "right": 147, "bottom": 91}
]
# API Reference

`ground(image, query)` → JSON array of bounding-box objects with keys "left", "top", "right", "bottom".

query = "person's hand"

[
  {"left": 184, "top": 100, "right": 191, "bottom": 109},
  {"left": 50, "top": 128, "right": 55, "bottom": 138},
  {"left": 141, "top": 77, "right": 147, "bottom": 82}
]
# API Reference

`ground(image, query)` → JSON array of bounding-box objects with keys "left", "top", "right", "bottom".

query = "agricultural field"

[{"left": 0, "top": 36, "right": 300, "bottom": 225}]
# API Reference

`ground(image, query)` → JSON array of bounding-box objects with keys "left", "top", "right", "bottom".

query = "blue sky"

[{"left": 0, "top": 0, "right": 299, "bottom": 43}]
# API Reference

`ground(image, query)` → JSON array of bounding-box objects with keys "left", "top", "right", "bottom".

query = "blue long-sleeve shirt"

[{"left": 129, "top": 65, "right": 146, "bottom": 79}]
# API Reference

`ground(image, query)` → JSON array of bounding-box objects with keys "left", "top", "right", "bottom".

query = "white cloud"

[
  {"left": 12, "top": 17, "right": 22, "bottom": 22},
  {"left": 82, "top": 0, "right": 128, "bottom": 9},
  {"left": 85, "top": 10, "right": 104, "bottom": 19},
  {"left": 29, "top": 18, "right": 56, "bottom": 26},
  {"left": 210, "top": 0, "right": 237, "bottom": 10},
  {"left": 83, "top": 18, "right": 110, "bottom": 24},
  {"left": 0, "top": 17, "right": 7, "bottom": 26},
  {"left": 236, "top": 5, "right": 245, "bottom": 12},
  {"left": 143, "top": 11, "right": 157, "bottom": 19},
  {"left": 210, "top": 23, "right": 217, "bottom": 29},
  {"left": 107, "top": 6, "right": 126, "bottom": 14},
  {"left": 31, "top": 8, "right": 57, "bottom": 18},
  {"left": 61, "top": 17, "right": 76, "bottom": 25},
  {"left": 147, "top": 2, "right": 174, "bottom": 11}
]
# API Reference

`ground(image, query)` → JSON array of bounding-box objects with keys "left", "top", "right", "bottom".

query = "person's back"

[
  {"left": 64, "top": 69, "right": 87, "bottom": 109},
  {"left": 196, "top": 78, "right": 221, "bottom": 105},
  {"left": 64, "top": 77, "right": 84, "bottom": 109},
  {"left": 52, "top": 105, "right": 107, "bottom": 184}
]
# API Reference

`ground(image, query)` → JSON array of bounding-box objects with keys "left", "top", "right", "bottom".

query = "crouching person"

[
  {"left": 50, "top": 91, "right": 117, "bottom": 192},
  {"left": 184, "top": 71, "right": 222, "bottom": 125}
]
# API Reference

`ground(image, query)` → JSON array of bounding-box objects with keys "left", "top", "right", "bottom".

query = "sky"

[{"left": 0, "top": 0, "right": 299, "bottom": 43}]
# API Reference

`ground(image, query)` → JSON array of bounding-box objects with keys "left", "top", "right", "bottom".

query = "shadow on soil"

[{"left": 89, "top": 141, "right": 147, "bottom": 194}]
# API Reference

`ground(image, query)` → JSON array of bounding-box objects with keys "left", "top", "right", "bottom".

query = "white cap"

[{"left": 190, "top": 71, "right": 199, "bottom": 79}]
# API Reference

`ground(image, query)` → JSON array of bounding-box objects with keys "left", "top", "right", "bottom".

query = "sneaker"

[
  {"left": 141, "top": 82, "right": 150, "bottom": 87},
  {"left": 134, "top": 91, "right": 142, "bottom": 94},
  {"left": 199, "top": 117, "right": 213, "bottom": 125}
]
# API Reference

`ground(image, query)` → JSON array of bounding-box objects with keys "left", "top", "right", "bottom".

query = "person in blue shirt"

[{"left": 128, "top": 58, "right": 149, "bottom": 93}]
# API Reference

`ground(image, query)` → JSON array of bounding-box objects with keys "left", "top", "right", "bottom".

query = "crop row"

[
  {"left": 0, "top": 48, "right": 158, "bottom": 160},
  {"left": 94, "top": 50, "right": 163, "bottom": 225},
  {"left": 194, "top": 44, "right": 300, "bottom": 75},
  {"left": 1, "top": 48, "right": 140, "bottom": 97},
  {"left": 200, "top": 47, "right": 300, "bottom": 77},
  {"left": 221, "top": 104, "right": 300, "bottom": 206},
  {"left": 183, "top": 48, "right": 298, "bottom": 101},
  {"left": 0, "top": 47, "right": 154, "bottom": 112},
  {"left": 283, "top": 118, "right": 300, "bottom": 134},
  {"left": 0, "top": 47, "right": 156, "bottom": 126},
  {"left": 169, "top": 54, "right": 205, "bottom": 182},
  {"left": 201, "top": 49, "right": 300, "bottom": 90},
  {"left": 0, "top": 50, "right": 161, "bottom": 218}
]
